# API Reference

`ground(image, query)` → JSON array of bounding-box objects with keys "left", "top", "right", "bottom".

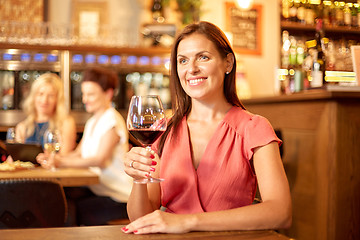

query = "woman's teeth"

[{"left": 188, "top": 78, "right": 205, "bottom": 85}]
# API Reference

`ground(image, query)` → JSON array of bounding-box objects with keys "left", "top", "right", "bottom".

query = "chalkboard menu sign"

[{"left": 225, "top": 3, "right": 262, "bottom": 55}]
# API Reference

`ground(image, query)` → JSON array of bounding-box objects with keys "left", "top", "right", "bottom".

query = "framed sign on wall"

[
  {"left": 225, "top": 2, "right": 262, "bottom": 55},
  {"left": 71, "top": 0, "right": 108, "bottom": 39}
]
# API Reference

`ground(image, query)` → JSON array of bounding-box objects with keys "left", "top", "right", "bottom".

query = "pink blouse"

[{"left": 156, "top": 106, "right": 281, "bottom": 214}]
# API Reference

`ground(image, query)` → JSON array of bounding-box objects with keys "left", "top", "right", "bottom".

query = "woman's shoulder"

[
  {"left": 104, "top": 108, "right": 125, "bottom": 122},
  {"left": 61, "top": 115, "right": 77, "bottom": 131},
  {"left": 16, "top": 119, "right": 26, "bottom": 129},
  {"left": 15, "top": 119, "right": 29, "bottom": 133},
  {"left": 225, "top": 106, "right": 271, "bottom": 131},
  {"left": 62, "top": 114, "right": 76, "bottom": 125},
  {"left": 226, "top": 106, "right": 255, "bottom": 121}
]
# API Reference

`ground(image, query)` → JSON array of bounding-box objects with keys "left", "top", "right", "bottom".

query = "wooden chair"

[{"left": 0, "top": 179, "right": 67, "bottom": 229}]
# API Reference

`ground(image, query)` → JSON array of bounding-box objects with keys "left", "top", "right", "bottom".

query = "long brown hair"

[{"left": 158, "top": 21, "right": 245, "bottom": 156}]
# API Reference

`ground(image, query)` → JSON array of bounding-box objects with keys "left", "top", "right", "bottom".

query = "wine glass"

[
  {"left": 6, "top": 127, "right": 16, "bottom": 143},
  {"left": 127, "top": 95, "right": 167, "bottom": 184},
  {"left": 43, "top": 129, "right": 61, "bottom": 171}
]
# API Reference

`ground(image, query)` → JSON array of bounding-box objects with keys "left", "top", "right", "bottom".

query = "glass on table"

[
  {"left": 127, "top": 95, "right": 167, "bottom": 184},
  {"left": 6, "top": 127, "right": 16, "bottom": 143},
  {"left": 43, "top": 129, "right": 61, "bottom": 171}
]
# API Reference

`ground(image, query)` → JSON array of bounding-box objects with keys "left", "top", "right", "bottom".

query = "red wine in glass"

[
  {"left": 127, "top": 95, "right": 167, "bottom": 184},
  {"left": 129, "top": 129, "right": 164, "bottom": 146}
]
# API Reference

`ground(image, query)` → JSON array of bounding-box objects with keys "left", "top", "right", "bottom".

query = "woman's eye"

[
  {"left": 199, "top": 55, "right": 209, "bottom": 61},
  {"left": 178, "top": 58, "right": 187, "bottom": 64}
]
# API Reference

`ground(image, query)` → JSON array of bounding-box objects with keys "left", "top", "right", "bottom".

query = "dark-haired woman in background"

[
  {"left": 122, "top": 21, "right": 292, "bottom": 234},
  {"left": 37, "top": 67, "right": 132, "bottom": 226}
]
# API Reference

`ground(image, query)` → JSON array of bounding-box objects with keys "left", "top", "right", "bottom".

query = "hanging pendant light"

[{"left": 235, "top": 0, "right": 253, "bottom": 10}]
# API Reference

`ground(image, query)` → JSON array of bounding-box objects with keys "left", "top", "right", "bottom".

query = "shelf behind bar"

[
  {"left": 281, "top": 21, "right": 360, "bottom": 34},
  {"left": 0, "top": 43, "right": 171, "bottom": 56}
]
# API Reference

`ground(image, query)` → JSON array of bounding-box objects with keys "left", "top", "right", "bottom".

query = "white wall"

[
  {"left": 48, "top": 0, "right": 280, "bottom": 97},
  {"left": 48, "top": 0, "right": 71, "bottom": 24}
]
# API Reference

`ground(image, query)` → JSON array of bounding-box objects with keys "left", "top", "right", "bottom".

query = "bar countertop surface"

[{"left": 0, "top": 225, "right": 291, "bottom": 240}]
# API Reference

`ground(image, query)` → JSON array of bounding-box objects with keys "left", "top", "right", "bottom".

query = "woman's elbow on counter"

[{"left": 278, "top": 205, "right": 292, "bottom": 229}]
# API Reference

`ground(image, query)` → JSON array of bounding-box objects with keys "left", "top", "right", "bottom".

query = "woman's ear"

[
  {"left": 226, "top": 53, "right": 235, "bottom": 73},
  {"left": 105, "top": 88, "right": 114, "bottom": 100}
]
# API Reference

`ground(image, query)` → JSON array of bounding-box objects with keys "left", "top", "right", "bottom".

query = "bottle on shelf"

[
  {"left": 297, "top": 0, "right": 306, "bottom": 24},
  {"left": 282, "top": 0, "right": 291, "bottom": 21},
  {"left": 281, "top": 30, "right": 291, "bottom": 69},
  {"left": 288, "top": 36, "right": 298, "bottom": 93},
  {"left": 343, "top": 3, "right": 352, "bottom": 27},
  {"left": 310, "top": 18, "right": 327, "bottom": 88},
  {"left": 151, "top": 0, "right": 164, "bottom": 23},
  {"left": 323, "top": 0, "right": 331, "bottom": 25},
  {"left": 358, "top": 1, "right": 360, "bottom": 27},
  {"left": 289, "top": 0, "right": 299, "bottom": 22},
  {"left": 294, "top": 39, "right": 306, "bottom": 92},
  {"left": 305, "top": 0, "right": 316, "bottom": 25},
  {"left": 351, "top": 3, "right": 359, "bottom": 27},
  {"left": 328, "top": 0, "right": 336, "bottom": 26},
  {"left": 335, "top": 1, "right": 345, "bottom": 26}
]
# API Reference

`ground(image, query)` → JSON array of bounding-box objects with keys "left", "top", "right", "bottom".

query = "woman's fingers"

[
  {"left": 36, "top": 153, "right": 54, "bottom": 169},
  {"left": 122, "top": 211, "right": 189, "bottom": 234},
  {"left": 124, "top": 147, "right": 158, "bottom": 179}
]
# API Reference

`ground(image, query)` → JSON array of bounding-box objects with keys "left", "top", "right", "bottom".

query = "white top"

[{"left": 81, "top": 108, "right": 132, "bottom": 202}]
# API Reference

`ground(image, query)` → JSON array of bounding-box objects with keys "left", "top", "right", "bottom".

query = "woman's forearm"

[
  {"left": 187, "top": 199, "right": 291, "bottom": 232},
  {"left": 56, "top": 154, "right": 104, "bottom": 168},
  {"left": 127, "top": 183, "right": 158, "bottom": 221}
]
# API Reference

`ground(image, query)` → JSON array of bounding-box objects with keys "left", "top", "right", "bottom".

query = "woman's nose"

[
  {"left": 189, "top": 60, "right": 200, "bottom": 74},
  {"left": 40, "top": 95, "right": 49, "bottom": 103}
]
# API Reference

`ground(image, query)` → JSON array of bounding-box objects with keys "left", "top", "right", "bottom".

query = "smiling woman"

[{"left": 122, "top": 21, "right": 291, "bottom": 234}]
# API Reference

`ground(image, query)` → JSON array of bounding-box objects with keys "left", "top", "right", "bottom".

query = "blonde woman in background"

[
  {"left": 15, "top": 73, "right": 77, "bottom": 154},
  {"left": 37, "top": 67, "right": 132, "bottom": 226}
]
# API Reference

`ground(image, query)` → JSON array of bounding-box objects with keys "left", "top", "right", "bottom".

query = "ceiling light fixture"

[{"left": 235, "top": 0, "right": 253, "bottom": 10}]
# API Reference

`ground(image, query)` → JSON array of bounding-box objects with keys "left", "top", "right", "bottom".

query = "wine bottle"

[
  {"left": 335, "top": 1, "right": 345, "bottom": 26},
  {"left": 305, "top": 1, "right": 315, "bottom": 25},
  {"left": 344, "top": 3, "right": 352, "bottom": 27},
  {"left": 351, "top": 3, "right": 358, "bottom": 27},
  {"left": 151, "top": 0, "right": 164, "bottom": 23},
  {"left": 297, "top": 0, "right": 306, "bottom": 24},
  {"left": 358, "top": 1, "right": 360, "bottom": 27},
  {"left": 294, "top": 40, "right": 305, "bottom": 92},
  {"left": 289, "top": 0, "right": 299, "bottom": 22},
  {"left": 310, "top": 18, "right": 326, "bottom": 88},
  {"left": 282, "top": 0, "right": 290, "bottom": 21}
]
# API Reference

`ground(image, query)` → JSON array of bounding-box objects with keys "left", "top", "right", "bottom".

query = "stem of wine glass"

[
  {"left": 145, "top": 145, "right": 153, "bottom": 176},
  {"left": 49, "top": 151, "right": 57, "bottom": 172}
]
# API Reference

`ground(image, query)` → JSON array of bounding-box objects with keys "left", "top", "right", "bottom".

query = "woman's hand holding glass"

[
  {"left": 124, "top": 146, "right": 160, "bottom": 183},
  {"left": 126, "top": 95, "right": 167, "bottom": 184}
]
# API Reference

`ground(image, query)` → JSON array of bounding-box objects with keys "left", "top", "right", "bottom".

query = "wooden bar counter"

[
  {"left": 0, "top": 225, "right": 291, "bottom": 240},
  {"left": 242, "top": 88, "right": 360, "bottom": 240}
]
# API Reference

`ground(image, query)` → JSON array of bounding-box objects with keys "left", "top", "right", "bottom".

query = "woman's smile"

[{"left": 187, "top": 77, "right": 207, "bottom": 86}]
